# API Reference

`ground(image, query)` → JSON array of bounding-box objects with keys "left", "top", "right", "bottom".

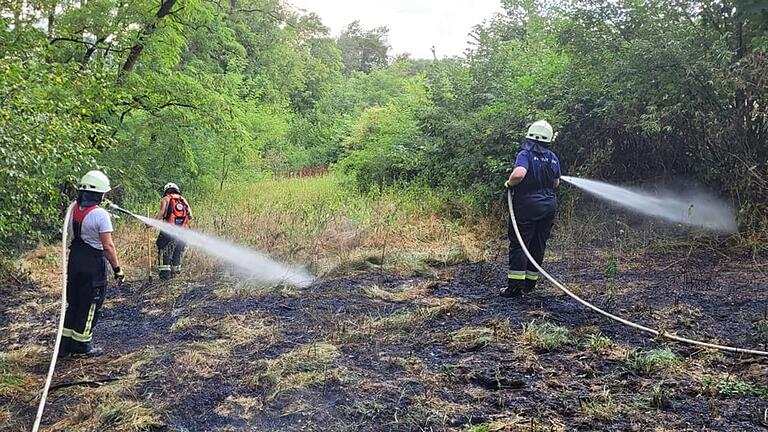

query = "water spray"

[
  {"left": 106, "top": 203, "right": 314, "bottom": 288},
  {"left": 507, "top": 189, "right": 766, "bottom": 356},
  {"left": 560, "top": 176, "right": 737, "bottom": 232}
]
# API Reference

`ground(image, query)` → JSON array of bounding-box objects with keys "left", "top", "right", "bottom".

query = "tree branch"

[
  {"left": 118, "top": 0, "right": 179, "bottom": 80},
  {"left": 236, "top": 7, "right": 297, "bottom": 29}
]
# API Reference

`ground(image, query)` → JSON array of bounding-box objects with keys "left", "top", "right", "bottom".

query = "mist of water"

[
  {"left": 134, "top": 215, "right": 314, "bottom": 287},
  {"left": 560, "top": 176, "right": 737, "bottom": 233}
]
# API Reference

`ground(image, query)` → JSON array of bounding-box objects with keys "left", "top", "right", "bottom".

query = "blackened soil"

[{"left": 4, "top": 248, "right": 768, "bottom": 431}]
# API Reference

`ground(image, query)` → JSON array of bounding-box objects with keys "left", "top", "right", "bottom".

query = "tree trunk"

[{"left": 118, "top": 0, "right": 178, "bottom": 80}]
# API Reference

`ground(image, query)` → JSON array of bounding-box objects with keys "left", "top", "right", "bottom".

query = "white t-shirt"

[{"left": 69, "top": 206, "right": 113, "bottom": 250}]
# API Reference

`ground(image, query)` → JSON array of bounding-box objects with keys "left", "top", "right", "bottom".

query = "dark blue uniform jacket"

[{"left": 512, "top": 138, "right": 561, "bottom": 219}]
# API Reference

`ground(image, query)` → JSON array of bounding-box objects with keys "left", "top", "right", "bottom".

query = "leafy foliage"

[{"left": 1, "top": 0, "right": 767, "bottom": 250}]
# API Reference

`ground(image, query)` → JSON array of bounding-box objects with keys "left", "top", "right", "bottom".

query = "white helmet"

[
  {"left": 526, "top": 120, "right": 554, "bottom": 143},
  {"left": 163, "top": 182, "right": 180, "bottom": 194},
  {"left": 78, "top": 170, "right": 111, "bottom": 193}
]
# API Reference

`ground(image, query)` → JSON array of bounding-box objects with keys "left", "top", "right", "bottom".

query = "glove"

[
  {"left": 113, "top": 267, "right": 125, "bottom": 286},
  {"left": 504, "top": 180, "right": 510, "bottom": 189}
]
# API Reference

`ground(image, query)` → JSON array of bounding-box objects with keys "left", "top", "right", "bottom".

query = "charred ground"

[{"left": 2, "top": 246, "right": 768, "bottom": 431}]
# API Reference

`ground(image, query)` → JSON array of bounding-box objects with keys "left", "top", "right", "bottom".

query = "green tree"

[{"left": 337, "top": 20, "right": 390, "bottom": 74}]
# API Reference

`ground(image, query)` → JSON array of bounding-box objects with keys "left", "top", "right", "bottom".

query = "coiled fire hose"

[
  {"left": 32, "top": 202, "right": 74, "bottom": 432},
  {"left": 507, "top": 190, "right": 768, "bottom": 356}
]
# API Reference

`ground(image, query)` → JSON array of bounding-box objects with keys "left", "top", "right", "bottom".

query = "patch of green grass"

[
  {"left": 602, "top": 281, "right": 617, "bottom": 307},
  {"left": 579, "top": 388, "right": 623, "bottom": 421},
  {"left": 603, "top": 254, "right": 618, "bottom": 278},
  {"left": 447, "top": 326, "right": 494, "bottom": 352},
  {"left": 648, "top": 383, "right": 673, "bottom": 410},
  {"left": 521, "top": 320, "right": 572, "bottom": 352},
  {"left": 701, "top": 375, "right": 768, "bottom": 397},
  {"left": 753, "top": 319, "right": 768, "bottom": 345},
  {"left": 624, "top": 348, "right": 681, "bottom": 375},
  {"left": 584, "top": 333, "right": 614, "bottom": 353},
  {"left": 0, "top": 374, "right": 26, "bottom": 396}
]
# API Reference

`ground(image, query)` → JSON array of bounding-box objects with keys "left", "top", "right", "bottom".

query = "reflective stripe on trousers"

[{"left": 62, "top": 302, "right": 96, "bottom": 342}]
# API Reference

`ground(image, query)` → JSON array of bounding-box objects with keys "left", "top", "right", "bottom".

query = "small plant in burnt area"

[
  {"left": 624, "top": 348, "right": 681, "bottom": 375},
  {"left": 521, "top": 320, "right": 573, "bottom": 352},
  {"left": 584, "top": 333, "right": 614, "bottom": 354}
]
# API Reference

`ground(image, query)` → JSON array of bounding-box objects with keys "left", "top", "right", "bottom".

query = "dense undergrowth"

[{"left": 2, "top": 0, "right": 767, "bottom": 253}]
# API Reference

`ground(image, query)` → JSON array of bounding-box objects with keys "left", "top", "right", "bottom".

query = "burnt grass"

[{"left": 3, "top": 246, "right": 768, "bottom": 431}]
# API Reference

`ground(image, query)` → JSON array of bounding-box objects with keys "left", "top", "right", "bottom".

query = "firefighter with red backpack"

[{"left": 156, "top": 182, "right": 192, "bottom": 280}]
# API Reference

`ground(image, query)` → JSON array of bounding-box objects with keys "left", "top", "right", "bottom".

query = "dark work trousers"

[
  {"left": 62, "top": 240, "right": 108, "bottom": 352},
  {"left": 508, "top": 193, "right": 557, "bottom": 292},
  {"left": 157, "top": 232, "right": 186, "bottom": 278}
]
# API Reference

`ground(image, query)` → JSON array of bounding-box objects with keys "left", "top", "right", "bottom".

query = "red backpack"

[{"left": 164, "top": 193, "right": 190, "bottom": 227}]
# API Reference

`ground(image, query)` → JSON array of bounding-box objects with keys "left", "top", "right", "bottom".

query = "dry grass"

[
  {"left": 248, "top": 342, "right": 341, "bottom": 401},
  {"left": 174, "top": 340, "right": 229, "bottom": 378},
  {"left": 216, "top": 313, "right": 281, "bottom": 347},
  {"left": 337, "top": 297, "right": 476, "bottom": 343},
  {"left": 468, "top": 414, "right": 567, "bottom": 432},
  {"left": 0, "top": 345, "right": 47, "bottom": 402},
  {"left": 213, "top": 281, "right": 300, "bottom": 300},
  {"left": 214, "top": 395, "right": 263, "bottom": 419},
  {"left": 447, "top": 327, "right": 495, "bottom": 352},
  {"left": 169, "top": 316, "right": 195, "bottom": 332},
  {"left": 14, "top": 173, "right": 492, "bottom": 287},
  {"left": 50, "top": 350, "right": 164, "bottom": 431},
  {"left": 361, "top": 281, "right": 439, "bottom": 302},
  {"left": 50, "top": 394, "right": 164, "bottom": 432}
]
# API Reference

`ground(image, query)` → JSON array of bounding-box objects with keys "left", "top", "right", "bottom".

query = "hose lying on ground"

[
  {"left": 32, "top": 202, "right": 74, "bottom": 432},
  {"left": 507, "top": 190, "right": 768, "bottom": 356}
]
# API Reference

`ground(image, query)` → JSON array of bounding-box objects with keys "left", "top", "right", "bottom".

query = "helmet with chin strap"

[
  {"left": 526, "top": 120, "right": 555, "bottom": 143},
  {"left": 78, "top": 170, "right": 111, "bottom": 193}
]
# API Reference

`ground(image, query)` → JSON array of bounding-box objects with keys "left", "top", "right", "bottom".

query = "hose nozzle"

[{"left": 106, "top": 202, "right": 133, "bottom": 216}]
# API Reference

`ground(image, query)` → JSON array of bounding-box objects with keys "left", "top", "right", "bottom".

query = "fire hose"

[
  {"left": 30, "top": 203, "right": 134, "bottom": 432},
  {"left": 30, "top": 193, "right": 766, "bottom": 430},
  {"left": 32, "top": 202, "right": 74, "bottom": 432},
  {"left": 507, "top": 189, "right": 768, "bottom": 356}
]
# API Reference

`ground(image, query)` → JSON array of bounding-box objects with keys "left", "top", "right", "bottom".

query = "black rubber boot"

[
  {"left": 71, "top": 342, "right": 104, "bottom": 358},
  {"left": 523, "top": 280, "right": 537, "bottom": 293},
  {"left": 57, "top": 337, "right": 72, "bottom": 358},
  {"left": 159, "top": 270, "right": 171, "bottom": 280},
  {"left": 500, "top": 280, "right": 523, "bottom": 298}
]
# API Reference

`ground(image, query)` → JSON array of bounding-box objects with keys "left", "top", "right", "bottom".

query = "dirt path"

[{"left": 3, "top": 249, "right": 768, "bottom": 431}]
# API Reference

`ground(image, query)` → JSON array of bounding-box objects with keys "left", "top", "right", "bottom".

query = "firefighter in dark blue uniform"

[{"left": 502, "top": 120, "right": 561, "bottom": 298}]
